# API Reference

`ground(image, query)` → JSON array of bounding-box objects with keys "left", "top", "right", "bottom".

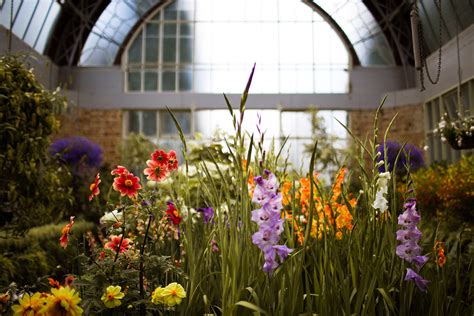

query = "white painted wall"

[
  {"left": 60, "top": 65, "right": 413, "bottom": 111},
  {"left": 384, "top": 23, "right": 474, "bottom": 106}
]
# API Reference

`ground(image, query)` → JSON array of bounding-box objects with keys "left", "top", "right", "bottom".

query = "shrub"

[
  {"left": 0, "top": 55, "right": 72, "bottom": 233},
  {"left": 412, "top": 155, "right": 474, "bottom": 226},
  {"left": 0, "top": 221, "right": 96, "bottom": 287}
]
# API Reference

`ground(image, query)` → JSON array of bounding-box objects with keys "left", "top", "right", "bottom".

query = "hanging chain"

[{"left": 417, "top": 0, "right": 443, "bottom": 91}]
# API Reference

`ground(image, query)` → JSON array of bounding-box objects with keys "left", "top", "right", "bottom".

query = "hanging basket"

[{"left": 444, "top": 129, "right": 474, "bottom": 150}]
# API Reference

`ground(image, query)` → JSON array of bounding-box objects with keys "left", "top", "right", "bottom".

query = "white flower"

[
  {"left": 100, "top": 209, "right": 123, "bottom": 227},
  {"left": 372, "top": 172, "right": 391, "bottom": 213},
  {"left": 373, "top": 190, "right": 389, "bottom": 212}
]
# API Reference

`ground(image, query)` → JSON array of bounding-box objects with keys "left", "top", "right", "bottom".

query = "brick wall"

[
  {"left": 55, "top": 107, "right": 123, "bottom": 166},
  {"left": 348, "top": 104, "right": 425, "bottom": 148}
]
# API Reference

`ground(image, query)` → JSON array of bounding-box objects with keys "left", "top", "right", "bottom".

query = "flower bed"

[{"left": 1, "top": 68, "right": 472, "bottom": 315}]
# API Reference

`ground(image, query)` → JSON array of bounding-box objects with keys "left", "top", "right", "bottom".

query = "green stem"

[
  {"left": 139, "top": 213, "right": 154, "bottom": 316},
  {"left": 110, "top": 207, "right": 126, "bottom": 277}
]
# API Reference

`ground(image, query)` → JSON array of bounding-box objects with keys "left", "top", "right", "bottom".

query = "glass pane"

[
  {"left": 162, "top": 71, "right": 176, "bottom": 91},
  {"left": 143, "top": 111, "right": 157, "bottom": 136},
  {"left": 179, "top": 10, "right": 193, "bottom": 21},
  {"left": 281, "top": 112, "right": 313, "bottom": 137},
  {"left": 144, "top": 72, "right": 158, "bottom": 91},
  {"left": 128, "top": 72, "right": 141, "bottom": 91},
  {"left": 442, "top": 89, "right": 457, "bottom": 117},
  {"left": 164, "top": 23, "right": 177, "bottom": 36},
  {"left": 160, "top": 111, "right": 191, "bottom": 135},
  {"left": 164, "top": 10, "right": 178, "bottom": 20},
  {"left": 128, "top": 111, "right": 140, "bottom": 134},
  {"left": 163, "top": 38, "right": 177, "bottom": 63},
  {"left": 179, "top": 70, "right": 192, "bottom": 91},
  {"left": 151, "top": 10, "right": 161, "bottom": 21},
  {"left": 180, "top": 23, "right": 193, "bottom": 36},
  {"left": 179, "top": 38, "right": 193, "bottom": 63},
  {"left": 145, "top": 38, "right": 158, "bottom": 63},
  {"left": 12, "top": 2, "right": 36, "bottom": 39},
  {"left": 146, "top": 23, "right": 159, "bottom": 37},
  {"left": 158, "top": 139, "right": 184, "bottom": 162},
  {"left": 128, "top": 33, "right": 142, "bottom": 63}
]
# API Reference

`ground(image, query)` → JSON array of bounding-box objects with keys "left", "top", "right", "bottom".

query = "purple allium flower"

[
  {"left": 197, "top": 207, "right": 214, "bottom": 224},
  {"left": 377, "top": 141, "right": 424, "bottom": 174},
  {"left": 251, "top": 170, "right": 293, "bottom": 274},
  {"left": 405, "top": 268, "right": 430, "bottom": 292},
  {"left": 49, "top": 136, "right": 103, "bottom": 175}
]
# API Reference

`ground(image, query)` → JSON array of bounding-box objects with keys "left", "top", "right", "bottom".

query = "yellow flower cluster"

[
  {"left": 282, "top": 168, "right": 356, "bottom": 244},
  {"left": 151, "top": 282, "right": 186, "bottom": 307},
  {"left": 101, "top": 285, "right": 125, "bottom": 308},
  {"left": 11, "top": 287, "right": 83, "bottom": 316}
]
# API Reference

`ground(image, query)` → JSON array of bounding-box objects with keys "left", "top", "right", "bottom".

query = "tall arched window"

[{"left": 124, "top": 0, "right": 350, "bottom": 94}]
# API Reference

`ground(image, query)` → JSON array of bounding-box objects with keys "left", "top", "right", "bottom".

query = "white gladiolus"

[{"left": 372, "top": 172, "right": 391, "bottom": 213}]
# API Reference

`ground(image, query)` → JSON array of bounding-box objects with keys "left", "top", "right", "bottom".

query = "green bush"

[
  {"left": 0, "top": 221, "right": 96, "bottom": 288},
  {"left": 410, "top": 155, "right": 474, "bottom": 226},
  {"left": 0, "top": 55, "right": 73, "bottom": 233}
]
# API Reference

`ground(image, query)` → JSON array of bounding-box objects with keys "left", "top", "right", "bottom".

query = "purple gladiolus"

[
  {"left": 405, "top": 268, "right": 430, "bottom": 292},
  {"left": 251, "top": 170, "right": 292, "bottom": 274},
  {"left": 397, "top": 198, "right": 430, "bottom": 291},
  {"left": 396, "top": 242, "right": 421, "bottom": 262},
  {"left": 412, "top": 255, "right": 429, "bottom": 270},
  {"left": 396, "top": 198, "right": 424, "bottom": 265},
  {"left": 197, "top": 207, "right": 214, "bottom": 224}
]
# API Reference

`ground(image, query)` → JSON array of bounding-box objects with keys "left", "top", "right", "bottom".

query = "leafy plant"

[{"left": 0, "top": 55, "right": 72, "bottom": 233}]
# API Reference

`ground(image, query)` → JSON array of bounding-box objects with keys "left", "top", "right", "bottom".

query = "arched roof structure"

[{"left": 3, "top": 0, "right": 472, "bottom": 69}]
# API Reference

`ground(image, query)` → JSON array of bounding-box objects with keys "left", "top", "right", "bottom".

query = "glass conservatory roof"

[
  {"left": 306, "top": 0, "right": 395, "bottom": 65},
  {"left": 77, "top": 0, "right": 394, "bottom": 67},
  {"left": 0, "top": 0, "right": 61, "bottom": 53},
  {"left": 79, "top": 0, "right": 162, "bottom": 66}
]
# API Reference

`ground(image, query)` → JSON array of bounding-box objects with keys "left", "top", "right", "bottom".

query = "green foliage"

[
  {"left": 0, "top": 55, "right": 72, "bottom": 233},
  {"left": 120, "top": 132, "right": 156, "bottom": 174},
  {"left": 0, "top": 221, "right": 96, "bottom": 288}
]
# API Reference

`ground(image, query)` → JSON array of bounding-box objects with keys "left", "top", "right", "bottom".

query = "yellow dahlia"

[
  {"left": 162, "top": 282, "right": 186, "bottom": 307},
  {"left": 11, "top": 292, "right": 48, "bottom": 316},
  {"left": 101, "top": 285, "right": 125, "bottom": 308},
  {"left": 151, "top": 287, "right": 166, "bottom": 305},
  {"left": 44, "top": 287, "right": 83, "bottom": 316}
]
